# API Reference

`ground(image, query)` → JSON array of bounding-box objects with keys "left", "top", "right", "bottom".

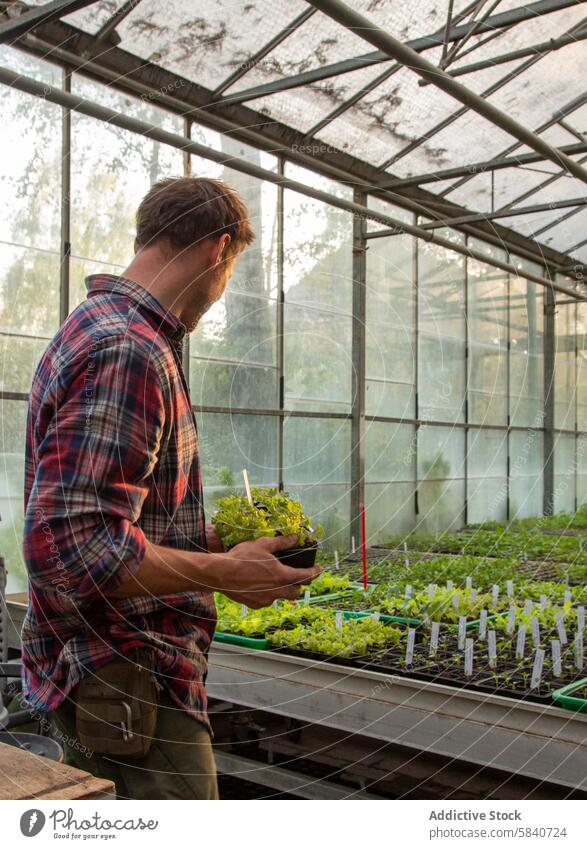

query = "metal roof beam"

[
  {"left": 218, "top": 0, "right": 583, "bottom": 105},
  {"left": 307, "top": 0, "right": 587, "bottom": 187},
  {"left": 0, "top": 0, "right": 98, "bottom": 43},
  {"left": 379, "top": 141, "right": 587, "bottom": 190},
  {"left": 415, "top": 196, "right": 587, "bottom": 230},
  {"left": 417, "top": 26, "right": 587, "bottom": 87}
]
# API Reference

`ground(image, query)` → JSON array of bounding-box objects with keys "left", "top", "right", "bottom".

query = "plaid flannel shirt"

[{"left": 22, "top": 274, "right": 216, "bottom": 732}]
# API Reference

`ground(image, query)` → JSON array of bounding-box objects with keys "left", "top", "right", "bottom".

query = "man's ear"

[{"left": 214, "top": 234, "right": 231, "bottom": 266}]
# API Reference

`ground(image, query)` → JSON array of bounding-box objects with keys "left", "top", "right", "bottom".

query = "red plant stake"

[{"left": 361, "top": 503, "right": 368, "bottom": 591}]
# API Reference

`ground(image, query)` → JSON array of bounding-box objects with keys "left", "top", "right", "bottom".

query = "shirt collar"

[{"left": 85, "top": 274, "right": 187, "bottom": 344}]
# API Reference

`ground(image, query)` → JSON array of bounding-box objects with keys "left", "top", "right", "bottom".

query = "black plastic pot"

[{"left": 276, "top": 542, "right": 319, "bottom": 569}]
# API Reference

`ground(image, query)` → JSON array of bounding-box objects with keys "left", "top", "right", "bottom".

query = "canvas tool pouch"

[{"left": 74, "top": 648, "right": 161, "bottom": 760}]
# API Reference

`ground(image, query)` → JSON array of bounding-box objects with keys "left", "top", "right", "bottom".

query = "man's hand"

[
  {"left": 205, "top": 522, "right": 224, "bottom": 553},
  {"left": 212, "top": 534, "right": 322, "bottom": 608},
  {"left": 108, "top": 534, "right": 322, "bottom": 604}
]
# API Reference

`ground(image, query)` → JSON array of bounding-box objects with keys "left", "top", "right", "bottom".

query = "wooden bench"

[{"left": 0, "top": 740, "right": 114, "bottom": 799}]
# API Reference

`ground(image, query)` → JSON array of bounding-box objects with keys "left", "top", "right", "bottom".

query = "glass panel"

[
  {"left": 365, "top": 483, "right": 415, "bottom": 542},
  {"left": 366, "top": 232, "right": 415, "bottom": 417},
  {"left": 509, "top": 430, "right": 544, "bottom": 520},
  {"left": 284, "top": 303, "right": 352, "bottom": 413},
  {"left": 418, "top": 240, "right": 466, "bottom": 422},
  {"left": 578, "top": 433, "right": 587, "bottom": 508},
  {"left": 0, "top": 245, "right": 60, "bottom": 391},
  {"left": 417, "top": 425, "right": 465, "bottom": 532},
  {"left": 554, "top": 299, "right": 576, "bottom": 430},
  {"left": 0, "top": 54, "right": 62, "bottom": 252},
  {"left": 553, "top": 432, "right": 576, "bottom": 514},
  {"left": 466, "top": 428, "right": 508, "bottom": 524},
  {"left": 71, "top": 79, "right": 184, "bottom": 265},
  {"left": 285, "top": 484, "right": 350, "bottom": 551},
  {"left": 367, "top": 197, "right": 413, "bottom": 233},
  {"left": 283, "top": 418, "right": 350, "bottom": 486},
  {"left": 283, "top": 187, "right": 353, "bottom": 314},
  {"left": 578, "top": 302, "right": 587, "bottom": 430},
  {"left": 198, "top": 412, "right": 278, "bottom": 509},
  {"left": 364, "top": 422, "right": 416, "bottom": 541},
  {"left": 467, "top": 239, "right": 508, "bottom": 426},
  {"left": 0, "top": 400, "right": 29, "bottom": 593},
  {"left": 284, "top": 162, "right": 353, "bottom": 202},
  {"left": 191, "top": 292, "right": 276, "bottom": 364},
  {"left": 510, "top": 271, "right": 544, "bottom": 428},
  {"left": 72, "top": 75, "right": 183, "bottom": 133},
  {"left": 365, "top": 422, "right": 415, "bottom": 484},
  {"left": 190, "top": 360, "right": 276, "bottom": 410}
]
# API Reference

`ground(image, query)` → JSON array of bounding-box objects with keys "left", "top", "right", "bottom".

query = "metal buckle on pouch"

[{"left": 120, "top": 700, "right": 134, "bottom": 741}]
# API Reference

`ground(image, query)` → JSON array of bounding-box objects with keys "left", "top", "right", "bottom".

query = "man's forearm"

[{"left": 107, "top": 538, "right": 224, "bottom": 598}]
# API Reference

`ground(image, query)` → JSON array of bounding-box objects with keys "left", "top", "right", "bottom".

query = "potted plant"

[{"left": 212, "top": 487, "right": 324, "bottom": 568}]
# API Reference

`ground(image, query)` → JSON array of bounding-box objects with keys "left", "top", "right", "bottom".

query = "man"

[{"left": 22, "top": 176, "right": 320, "bottom": 799}]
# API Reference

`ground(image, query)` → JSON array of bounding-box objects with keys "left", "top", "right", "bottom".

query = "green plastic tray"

[
  {"left": 552, "top": 677, "right": 587, "bottom": 713},
  {"left": 307, "top": 591, "right": 354, "bottom": 605},
  {"left": 213, "top": 631, "right": 270, "bottom": 650}
]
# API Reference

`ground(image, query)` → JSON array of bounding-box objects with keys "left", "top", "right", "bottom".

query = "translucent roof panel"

[
  {"left": 21, "top": 0, "right": 586, "bottom": 264},
  {"left": 113, "top": 0, "right": 313, "bottom": 91}
]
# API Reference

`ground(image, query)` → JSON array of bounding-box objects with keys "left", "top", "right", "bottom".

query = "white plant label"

[
  {"left": 334, "top": 550, "right": 339, "bottom": 570},
  {"left": 551, "top": 640, "right": 562, "bottom": 677},
  {"left": 515, "top": 624, "right": 526, "bottom": 659},
  {"left": 506, "top": 580, "right": 514, "bottom": 598},
  {"left": 429, "top": 622, "right": 440, "bottom": 657},
  {"left": 523, "top": 598, "right": 532, "bottom": 617},
  {"left": 466, "top": 576, "right": 473, "bottom": 590},
  {"left": 335, "top": 611, "right": 343, "bottom": 632},
  {"left": 578, "top": 606, "right": 586, "bottom": 633},
  {"left": 405, "top": 584, "right": 413, "bottom": 601},
  {"left": 540, "top": 595, "right": 547, "bottom": 611},
  {"left": 530, "top": 648, "right": 545, "bottom": 690},
  {"left": 351, "top": 536, "right": 356, "bottom": 554},
  {"left": 464, "top": 638, "right": 474, "bottom": 677},
  {"left": 303, "top": 590, "right": 311, "bottom": 604},
  {"left": 479, "top": 609, "right": 488, "bottom": 640},
  {"left": 458, "top": 616, "right": 467, "bottom": 650},
  {"left": 492, "top": 585, "right": 499, "bottom": 605},
  {"left": 241, "top": 604, "right": 248, "bottom": 617},
  {"left": 470, "top": 588, "right": 478, "bottom": 604},
  {"left": 427, "top": 583, "right": 436, "bottom": 600},
  {"left": 447, "top": 580, "right": 454, "bottom": 590},
  {"left": 556, "top": 613, "right": 568, "bottom": 645},
  {"left": 531, "top": 617, "right": 540, "bottom": 648},
  {"left": 452, "top": 593, "right": 460, "bottom": 611},
  {"left": 506, "top": 605, "right": 516, "bottom": 635},
  {"left": 405, "top": 628, "right": 416, "bottom": 666},
  {"left": 488, "top": 630, "right": 497, "bottom": 668},
  {"left": 564, "top": 589, "right": 572, "bottom": 604},
  {"left": 575, "top": 634, "right": 584, "bottom": 671},
  {"left": 371, "top": 611, "right": 381, "bottom": 622}
]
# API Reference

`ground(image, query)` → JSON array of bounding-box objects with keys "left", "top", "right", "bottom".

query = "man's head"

[{"left": 132, "top": 176, "right": 255, "bottom": 328}]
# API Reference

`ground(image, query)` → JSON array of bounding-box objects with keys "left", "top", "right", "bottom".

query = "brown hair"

[{"left": 135, "top": 176, "right": 255, "bottom": 257}]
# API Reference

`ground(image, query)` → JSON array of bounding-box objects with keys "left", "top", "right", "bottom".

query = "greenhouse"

[{"left": 1, "top": 0, "right": 587, "bottom": 809}]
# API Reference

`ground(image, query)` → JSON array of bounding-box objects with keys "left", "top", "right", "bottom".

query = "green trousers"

[{"left": 51, "top": 689, "right": 219, "bottom": 800}]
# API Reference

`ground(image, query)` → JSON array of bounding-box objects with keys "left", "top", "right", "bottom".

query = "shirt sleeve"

[{"left": 23, "top": 336, "right": 168, "bottom": 612}]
